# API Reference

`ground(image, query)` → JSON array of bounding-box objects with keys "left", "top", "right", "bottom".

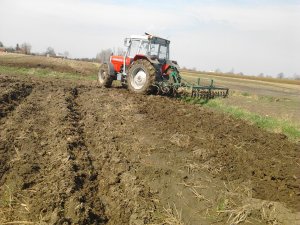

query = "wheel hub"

[
  {"left": 98, "top": 70, "right": 106, "bottom": 83},
  {"left": 131, "top": 69, "right": 147, "bottom": 90}
]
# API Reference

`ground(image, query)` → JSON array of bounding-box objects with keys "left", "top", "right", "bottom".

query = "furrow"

[
  {"left": 58, "top": 87, "right": 107, "bottom": 224},
  {"left": 0, "top": 83, "right": 33, "bottom": 120}
]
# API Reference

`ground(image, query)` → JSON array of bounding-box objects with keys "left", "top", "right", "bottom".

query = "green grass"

[
  {"left": 0, "top": 65, "right": 96, "bottom": 81},
  {"left": 241, "top": 92, "right": 250, "bottom": 97},
  {"left": 183, "top": 97, "right": 300, "bottom": 141}
]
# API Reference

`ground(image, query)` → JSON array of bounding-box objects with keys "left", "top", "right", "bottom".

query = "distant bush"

[
  {"left": 45, "top": 47, "right": 56, "bottom": 56},
  {"left": 74, "top": 58, "right": 97, "bottom": 62},
  {"left": 5, "top": 47, "right": 15, "bottom": 52},
  {"left": 277, "top": 72, "right": 284, "bottom": 79}
]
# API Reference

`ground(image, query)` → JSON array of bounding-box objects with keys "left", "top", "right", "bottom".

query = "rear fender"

[
  {"left": 166, "top": 60, "right": 180, "bottom": 71},
  {"left": 133, "top": 55, "right": 163, "bottom": 79},
  {"left": 133, "top": 55, "right": 160, "bottom": 65}
]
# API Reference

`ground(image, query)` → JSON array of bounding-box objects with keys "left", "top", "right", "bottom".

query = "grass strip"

[{"left": 183, "top": 97, "right": 300, "bottom": 141}]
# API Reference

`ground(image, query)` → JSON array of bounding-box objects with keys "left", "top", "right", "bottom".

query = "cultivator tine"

[
  {"left": 213, "top": 89, "right": 229, "bottom": 98},
  {"left": 191, "top": 89, "right": 208, "bottom": 99},
  {"left": 191, "top": 88, "right": 229, "bottom": 99}
]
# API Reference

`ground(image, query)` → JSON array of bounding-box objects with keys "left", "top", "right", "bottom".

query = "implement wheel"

[
  {"left": 98, "top": 63, "right": 113, "bottom": 88},
  {"left": 127, "top": 59, "right": 156, "bottom": 94}
]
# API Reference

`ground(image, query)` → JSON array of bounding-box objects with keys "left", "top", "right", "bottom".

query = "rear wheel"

[
  {"left": 127, "top": 59, "right": 156, "bottom": 94},
  {"left": 98, "top": 63, "right": 113, "bottom": 88}
]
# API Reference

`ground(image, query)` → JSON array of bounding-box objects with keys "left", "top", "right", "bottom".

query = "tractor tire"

[
  {"left": 98, "top": 63, "right": 113, "bottom": 88},
  {"left": 127, "top": 59, "right": 156, "bottom": 94}
]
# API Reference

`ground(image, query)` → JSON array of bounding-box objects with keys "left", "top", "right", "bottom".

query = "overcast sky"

[{"left": 0, "top": 0, "right": 299, "bottom": 77}]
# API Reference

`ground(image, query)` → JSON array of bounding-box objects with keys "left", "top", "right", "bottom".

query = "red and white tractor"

[{"left": 98, "top": 33, "right": 228, "bottom": 98}]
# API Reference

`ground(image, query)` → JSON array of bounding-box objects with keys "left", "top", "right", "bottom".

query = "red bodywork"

[
  {"left": 162, "top": 64, "right": 171, "bottom": 74},
  {"left": 110, "top": 56, "right": 131, "bottom": 72},
  {"left": 110, "top": 54, "right": 170, "bottom": 75}
]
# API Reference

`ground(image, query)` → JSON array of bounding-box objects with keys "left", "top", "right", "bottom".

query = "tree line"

[
  {"left": 0, "top": 41, "right": 123, "bottom": 62},
  {"left": 0, "top": 41, "right": 69, "bottom": 58},
  {"left": 96, "top": 47, "right": 125, "bottom": 63},
  {"left": 0, "top": 41, "right": 32, "bottom": 55}
]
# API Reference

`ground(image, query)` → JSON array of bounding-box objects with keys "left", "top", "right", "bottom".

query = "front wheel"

[
  {"left": 98, "top": 63, "right": 113, "bottom": 88},
  {"left": 127, "top": 59, "right": 156, "bottom": 94}
]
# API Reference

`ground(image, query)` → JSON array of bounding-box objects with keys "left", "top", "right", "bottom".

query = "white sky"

[{"left": 0, "top": 0, "right": 299, "bottom": 77}]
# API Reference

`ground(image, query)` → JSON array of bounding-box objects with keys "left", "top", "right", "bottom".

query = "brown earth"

[{"left": 0, "top": 74, "right": 299, "bottom": 225}]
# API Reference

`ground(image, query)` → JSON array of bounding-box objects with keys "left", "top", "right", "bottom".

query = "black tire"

[
  {"left": 127, "top": 59, "right": 156, "bottom": 94},
  {"left": 98, "top": 63, "right": 113, "bottom": 88},
  {"left": 121, "top": 82, "right": 128, "bottom": 89}
]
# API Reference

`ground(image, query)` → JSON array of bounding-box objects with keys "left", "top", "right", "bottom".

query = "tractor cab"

[
  {"left": 110, "top": 34, "right": 171, "bottom": 74},
  {"left": 124, "top": 35, "right": 170, "bottom": 60}
]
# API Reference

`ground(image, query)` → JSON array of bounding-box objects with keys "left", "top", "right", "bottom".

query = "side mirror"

[{"left": 124, "top": 38, "right": 130, "bottom": 47}]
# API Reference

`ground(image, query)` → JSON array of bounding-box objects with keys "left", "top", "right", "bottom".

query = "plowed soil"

[{"left": 0, "top": 74, "right": 299, "bottom": 225}]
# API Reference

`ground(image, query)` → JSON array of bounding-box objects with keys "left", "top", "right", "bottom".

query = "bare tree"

[
  {"left": 96, "top": 48, "right": 112, "bottom": 63},
  {"left": 46, "top": 47, "right": 56, "bottom": 56},
  {"left": 0, "top": 41, "right": 3, "bottom": 47},
  {"left": 215, "top": 68, "right": 222, "bottom": 73},
  {"left": 228, "top": 68, "right": 235, "bottom": 74},
  {"left": 16, "top": 43, "right": 20, "bottom": 51},
  {"left": 258, "top": 73, "right": 264, "bottom": 77},
  {"left": 63, "top": 51, "right": 69, "bottom": 58},
  {"left": 21, "top": 42, "right": 31, "bottom": 54},
  {"left": 117, "top": 47, "right": 125, "bottom": 56},
  {"left": 277, "top": 72, "right": 284, "bottom": 79}
]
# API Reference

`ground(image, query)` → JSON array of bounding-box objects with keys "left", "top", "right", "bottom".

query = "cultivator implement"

[
  {"left": 156, "top": 67, "right": 229, "bottom": 99},
  {"left": 187, "top": 78, "right": 229, "bottom": 99}
]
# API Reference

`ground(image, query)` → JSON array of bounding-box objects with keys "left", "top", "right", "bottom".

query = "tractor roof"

[
  {"left": 129, "top": 35, "right": 149, "bottom": 40},
  {"left": 129, "top": 34, "right": 170, "bottom": 44}
]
